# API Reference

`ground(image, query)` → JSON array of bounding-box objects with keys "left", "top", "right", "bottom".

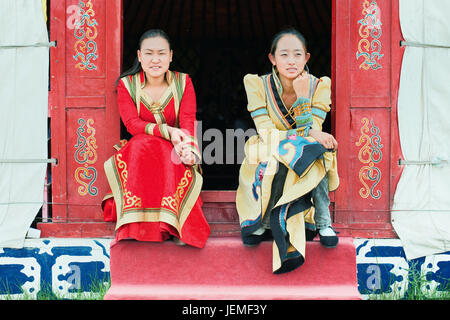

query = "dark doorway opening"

[{"left": 122, "top": 0, "right": 332, "bottom": 190}]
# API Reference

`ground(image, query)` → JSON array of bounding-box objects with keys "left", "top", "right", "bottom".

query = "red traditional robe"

[{"left": 102, "top": 70, "right": 210, "bottom": 248}]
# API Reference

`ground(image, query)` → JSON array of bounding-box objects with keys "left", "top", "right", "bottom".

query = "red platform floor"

[{"left": 104, "top": 237, "right": 361, "bottom": 300}]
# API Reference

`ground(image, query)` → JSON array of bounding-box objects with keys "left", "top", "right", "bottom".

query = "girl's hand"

[
  {"left": 293, "top": 70, "right": 311, "bottom": 99},
  {"left": 309, "top": 129, "right": 338, "bottom": 151}
]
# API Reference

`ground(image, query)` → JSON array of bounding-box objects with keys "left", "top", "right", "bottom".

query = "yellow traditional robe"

[{"left": 236, "top": 68, "right": 339, "bottom": 273}]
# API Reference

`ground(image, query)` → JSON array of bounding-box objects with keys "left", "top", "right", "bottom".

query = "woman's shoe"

[
  {"left": 242, "top": 229, "right": 273, "bottom": 247},
  {"left": 172, "top": 236, "right": 187, "bottom": 246},
  {"left": 318, "top": 227, "right": 339, "bottom": 248},
  {"left": 305, "top": 228, "right": 319, "bottom": 241}
]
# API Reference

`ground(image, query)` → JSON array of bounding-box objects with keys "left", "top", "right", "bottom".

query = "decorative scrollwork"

[
  {"left": 74, "top": 118, "right": 98, "bottom": 196},
  {"left": 75, "top": 167, "right": 98, "bottom": 196},
  {"left": 356, "top": 0, "right": 384, "bottom": 70},
  {"left": 115, "top": 154, "right": 142, "bottom": 211},
  {"left": 355, "top": 118, "right": 384, "bottom": 199},
  {"left": 73, "top": 0, "right": 98, "bottom": 71},
  {"left": 161, "top": 169, "right": 193, "bottom": 214}
]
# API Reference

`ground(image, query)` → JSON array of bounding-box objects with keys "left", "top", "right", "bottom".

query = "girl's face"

[
  {"left": 269, "top": 34, "right": 310, "bottom": 80},
  {"left": 137, "top": 36, "right": 173, "bottom": 79}
]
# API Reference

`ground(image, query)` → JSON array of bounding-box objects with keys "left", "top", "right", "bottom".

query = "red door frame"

[
  {"left": 41, "top": 0, "right": 121, "bottom": 236},
  {"left": 41, "top": 0, "right": 405, "bottom": 239},
  {"left": 332, "top": 0, "right": 404, "bottom": 237}
]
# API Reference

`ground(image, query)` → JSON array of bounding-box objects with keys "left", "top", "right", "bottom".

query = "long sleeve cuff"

[
  {"left": 293, "top": 96, "right": 313, "bottom": 136},
  {"left": 145, "top": 123, "right": 171, "bottom": 140},
  {"left": 185, "top": 135, "right": 202, "bottom": 163}
]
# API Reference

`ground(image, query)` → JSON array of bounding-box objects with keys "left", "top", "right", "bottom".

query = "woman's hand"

[
  {"left": 179, "top": 145, "right": 196, "bottom": 166},
  {"left": 309, "top": 129, "right": 338, "bottom": 151},
  {"left": 168, "top": 126, "right": 197, "bottom": 166},
  {"left": 168, "top": 126, "right": 187, "bottom": 161},
  {"left": 293, "top": 70, "right": 311, "bottom": 99},
  {"left": 168, "top": 126, "right": 188, "bottom": 148}
]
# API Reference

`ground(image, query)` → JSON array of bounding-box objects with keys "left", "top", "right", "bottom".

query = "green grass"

[
  {"left": 0, "top": 278, "right": 111, "bottom": 300},
  {"left": 367, "top": 264, "right": 450, "bottom": 300},
  {"left": 2, "top": 266, "right": 449, "bottom": 300}
]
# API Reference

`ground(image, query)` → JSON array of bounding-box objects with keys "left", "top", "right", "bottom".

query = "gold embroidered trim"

[
  {"left": 116, "top": 153, "right": 142, "bottom": 211},
  {"left": 161, "top": 169, "right": 192, "bottom": 214}
]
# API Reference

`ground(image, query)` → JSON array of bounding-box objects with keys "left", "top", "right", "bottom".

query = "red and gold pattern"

[
  {"left": 161, "top": 169, "right": 193, "bottom": 214},
  {"left": 355, "top": 117, "right": 383, "bottom": 199},
  {"left": 102, "top": 70, "right": 209, "bottom": 248},
  {"left": 115, "top": 153, "right": 142, "bottom": 213}
]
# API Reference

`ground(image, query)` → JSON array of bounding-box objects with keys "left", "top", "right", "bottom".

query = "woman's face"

[
  {"left": 137, "top": 36, "right": 172, "bottom": 79},
  {"left": 269, "top": 34, "right": 310, "bottom": 80}
]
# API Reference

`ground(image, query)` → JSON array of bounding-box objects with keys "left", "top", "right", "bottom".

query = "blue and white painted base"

[
  {"left": 355, "top": 239, "right": 450, "bottom": 299},
  {"left": 0, "top": 239, "right": 110, "bottom": 299},
  {"left": 0, "top": 238, "right": 449, "bottom": 299}
]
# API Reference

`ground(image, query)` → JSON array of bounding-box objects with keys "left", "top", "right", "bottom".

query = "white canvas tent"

[
  {"left": 0, "top": 0, "right": 50, "bottom": 248},
  {"left": 392, "top": 0, "right": 450, "bottom": 260}
]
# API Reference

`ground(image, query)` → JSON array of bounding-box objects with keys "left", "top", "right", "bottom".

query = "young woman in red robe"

[{"left": 102, "top": 29, "right": 210, "bottom": 248}]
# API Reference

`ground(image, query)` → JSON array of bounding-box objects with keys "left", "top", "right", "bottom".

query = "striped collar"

[
  {"left": 271, "top": 67, "right": 320, "bottom": 101},
  {"left": 271, "top": 67, "right": 284, "bottom": 96},
  {"left": 138, "top": 69, "right": 175, "bottom": 88}
]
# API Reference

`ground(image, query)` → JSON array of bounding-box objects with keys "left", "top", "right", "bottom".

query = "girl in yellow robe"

[{"left": 236, "top": 29, "right": 339, "bottom": 274}]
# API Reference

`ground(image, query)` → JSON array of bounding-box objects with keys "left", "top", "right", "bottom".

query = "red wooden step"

[
  {"left": 104, "top": 237, "right": 361, "bottom": 300},
  {"left": 38, "top": 191, "right": 241, "bottom": 238},
  {"left": 37, "top": 190, "right": 331, "bottom": 238},
  {"left": 37, "top": 221, "right": 240, "bottom": 238}
]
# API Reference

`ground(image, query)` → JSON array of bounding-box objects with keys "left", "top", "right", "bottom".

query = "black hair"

[
  {"left": 116, "top": 29, "right": 171, "bottom": 85},
  {"left": 270, "top": 28, "right": 308, "bottom": 55}
]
